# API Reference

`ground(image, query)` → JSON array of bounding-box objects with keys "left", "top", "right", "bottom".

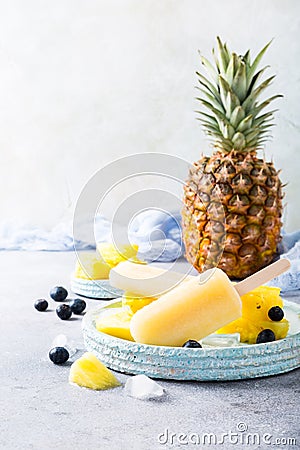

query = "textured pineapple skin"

[{"left": 182, "top": 150, "right": 283, "bottom": 278}]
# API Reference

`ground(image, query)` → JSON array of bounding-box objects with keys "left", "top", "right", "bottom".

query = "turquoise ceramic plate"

[
  {"left": 70, "top": 275, "right": 123, "bottom": 299},
  {"left": 82, "top": 299, "right": 300, "bottom": 381}
]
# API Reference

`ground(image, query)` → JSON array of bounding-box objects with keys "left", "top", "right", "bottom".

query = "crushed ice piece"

[
  {"left": 51, "top": 334, "right": 78, "bottom": 358},
  {"left": 125, "top": 374, "right": 165, "bottom": 400},
  {"left": 201, "top": 333, "right": 241, "bottom": 348}
]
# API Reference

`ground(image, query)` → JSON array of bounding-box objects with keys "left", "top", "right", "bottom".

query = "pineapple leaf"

[
  {"left": 197, "top": 111, "right": 219, "bottom": 124},
  {"left": 253, "top": 110, "right": 277, "bottom": 126},
  {"left": 216, "top": 116, "right": 235, "bottom": 141},
  {"left": 196, "top": 73, "right": 221, "bottom": 102},
  {"left": 232, "top": 60, "right": 247, "bottom": 102},
  {"left": 230, "top": 106, "right": 245, "bottom": 128},
  {"left": 232, "top": 132, "right": 246, "bottom": 149},
  {"left": 216, "top": 36, "right": 229, "bottom": 74},
  {"left": 196, "top": 91, "right": 225, "bottom": 113},
  {"left": 198, "top": 99, "right": 226, "bottom": 120},
  {"left": 212, "top": 47, "right": 220, "bottom": 73},
  {"left": 199, "top": 99, "right": 229, "bottom": 125},
  {"left": 219, "top": 75, "right": 231, "bottom": 107},
  {"left": 197, "top": 114, "right": 221, "bottom": 132},
  {"left": 237, "top": 114, "right": 253, "bottom": 132},
  {"left": 242, "top": 76, "right": 275, "bottom": 113},
  {"left": 199, "top": 121, "right": 221, "bottom": 133},
  {"left": 247, "top": 40, "right": 273, "bottom": 85},
  {"left": 199, "top": 53, "right": 219, "bottom": 84},
  {"left": 244, "top": 128, "right": 260, "bottom": 141},
  {"left": 225, "top": 91, "right": 240, "bottom": 118},
  {"left": 225, "top": 53, "right": 236, "bottom": 85},
  {"left": 247, "top": 136, "right": 269, "bottom": 147},
  {"left": 247, "top": 65, "right": 270, "bottom": 94},
  {"left": 244, "top": 126, "right": 259, "bottom": 135},
  {"left": 259, "top": 123, "right": 275, "bottom": 130},
  {"left": 215, "top": 138, "right": 233, "bottom": 152},
  {"left": 195, "top": 38, "right": 281, "bottom": 151},
  {"left": 219, "top": 76, "right": 240, "bottom": 113},
  {"left": 226, "top": 124, "right": 235, "bottom": 139},
  {"left": 243, "top": 49, "right": 251, "bottom": 66},
  {"left": 200, "top": 125, "right": 222, "bottom": 136},
  {"left": 252, "top": 95, "right": 283, "bottom": 117},
  {"left": 223, "top": 42, "right": 231, "bottom": 61},
  {"left": 198, "top": 119, "right": 223, "bottom": 136},
  {"left": 217, "top": 120, "right": 235, "bottom": 142}
]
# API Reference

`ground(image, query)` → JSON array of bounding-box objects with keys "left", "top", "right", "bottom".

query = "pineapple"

[
  {"left": 182, "top": 37, "right": 283, "bottom": 278},
  {"left": 217, "top": 286, "right": 289, "bottom": 343},
  {"left": 97, "top": 243, "right": 140, "bottom": 268},
  {"left": 69, "top": 352, "right": 120, "bottom": 390},
  {"left": 74, "top": 252, "right": 111, "bottom": 280},
  {"left": 122, "top": 292, "right": 157, "bottom": 313},
  {"left": 96, "top": 309, "right": 135, "bottom": 341}
]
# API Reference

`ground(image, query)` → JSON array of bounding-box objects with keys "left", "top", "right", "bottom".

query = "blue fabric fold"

[{"left": 128, "top": 210, "right": 183, "bottom": 262}]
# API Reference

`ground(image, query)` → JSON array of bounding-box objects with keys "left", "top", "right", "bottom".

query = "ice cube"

[
  {"left": 51, "top": 334, "right": 79, "bottom": 358},
  {"left": 125, "top": 374, "right": 165, "bottom": 400},
  {"left": 201, "top": 333, "right": 240, "bottom": 348}
]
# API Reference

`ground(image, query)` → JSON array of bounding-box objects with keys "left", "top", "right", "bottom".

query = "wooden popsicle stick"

[{"left": 235, "top": 258, "right": 291, "bottom": 297}]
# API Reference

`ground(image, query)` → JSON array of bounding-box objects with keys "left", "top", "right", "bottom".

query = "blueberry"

[
  {"left": 182, "top": 340, "right": 202, "bottom": 348},
  {"left": 50, "top": 286, "right": 68, "bottom": 302},
  {"left": 268, "top": 306, "right": 284, "bottom": 322},
  {"left": 56, "top": 304, "right": 72, "bottom": 320},
  {"left": 34, "top": 299, "right": 48, "bottom": 312},
  {"left": 69, "top": 299, "right": 86, "bottom": 315},
  {"left": 256, "top": 329, "right": 276, "bottom": 344},
  {"left": 49, "top": 347, "right": 69, "bottom": 364}
]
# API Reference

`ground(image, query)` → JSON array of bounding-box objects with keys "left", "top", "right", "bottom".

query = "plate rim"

[
  {"left": 82, "top": 298, "right": 300, "bottom": 351},
  {"left": 82, "top": 298, "right": 300, "bottom": 380}
]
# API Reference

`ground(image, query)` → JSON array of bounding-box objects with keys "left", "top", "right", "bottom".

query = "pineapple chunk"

[
  {"left": 259, "top": 320, "right": 289, "bottom": 341},
  {"left": 241, "top": 286, "right": 282, "bottom": 321},
  {"left": 122, "top": 291, "right": 157, "bottom": 313},
  {"left": 69, "top": 352, "right": 120, "bottom": 390},
  {"left": 97, "top": 243, "right": 141, "bottom": 268},
  {"left": 96, "top": 292, "right": 158, "bottom": 341},
  {"left": 218, "top": 285, "right": 289, "bottom": 344},
  {"left": 75, "top": 252, "right": 111, "bottom": 280},
  {"left": 96, "top": 309, "right": 134, "bottom": 341}
]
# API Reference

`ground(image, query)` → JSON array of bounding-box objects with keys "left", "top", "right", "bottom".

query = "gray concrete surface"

[{"left": 0, "top": 251, "right": 299, "bottom": 450}]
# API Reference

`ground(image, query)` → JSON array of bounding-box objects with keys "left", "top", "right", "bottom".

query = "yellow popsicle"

[
  {"left": 109, "top": 261, "right": 193, "bottom": 298},
  {"left": 130, "top": 268, "right": 242, "bottom": 346}
]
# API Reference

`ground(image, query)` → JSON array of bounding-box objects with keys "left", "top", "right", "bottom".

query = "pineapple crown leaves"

[{"left": 196, "top": 37, "right": 283, "bottom": 152}]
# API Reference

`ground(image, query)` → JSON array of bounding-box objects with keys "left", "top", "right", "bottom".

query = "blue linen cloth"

[
  {"left": 266, "top": 230, "right": 300, "bottom": 292},
  {"left": 1, "top": 214, "right": 299, "bottom": 292}
]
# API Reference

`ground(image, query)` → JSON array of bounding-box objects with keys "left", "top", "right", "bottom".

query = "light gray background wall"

[{"left": 0, "top": 0, "right": 299, "bottom": 231}]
